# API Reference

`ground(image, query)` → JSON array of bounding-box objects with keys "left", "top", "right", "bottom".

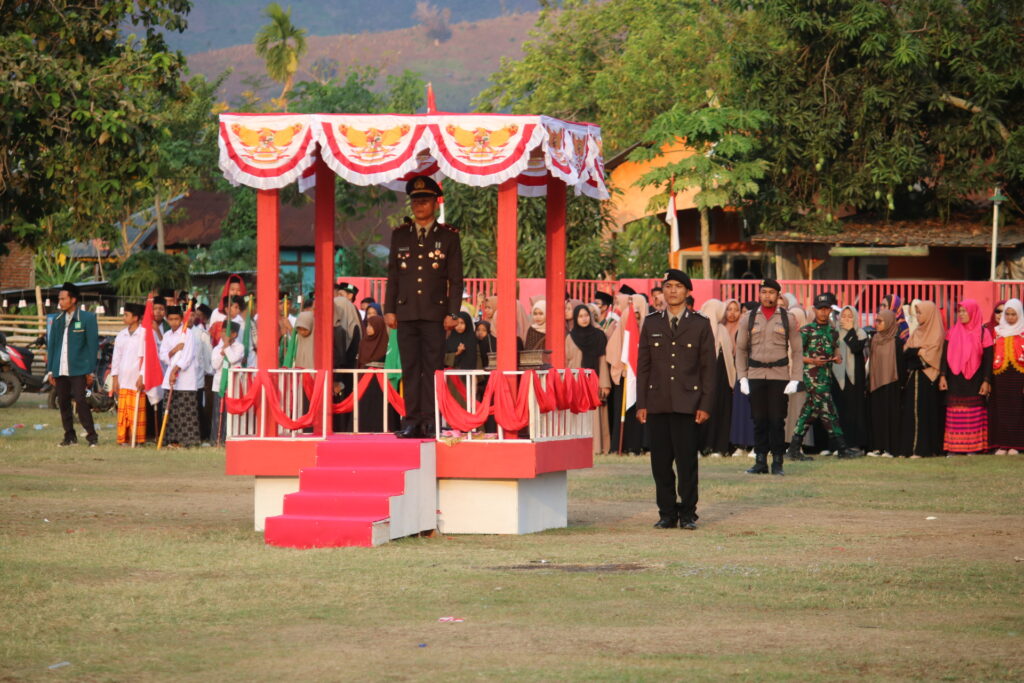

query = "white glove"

[
  {"left": 784, "top": 380, "right": 799, "bottom": 395},
  {"left": 739, "top": 377, "right": 750, "bottom": 395}
]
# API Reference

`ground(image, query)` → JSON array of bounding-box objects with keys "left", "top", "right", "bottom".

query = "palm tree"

[{"left": 254, "top": 3, "right": 308, "bottom": 108}]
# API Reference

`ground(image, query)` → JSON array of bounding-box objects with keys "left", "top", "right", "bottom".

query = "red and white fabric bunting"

[{"left": 217, "top": 113, "right": 609, "bottom": 198}]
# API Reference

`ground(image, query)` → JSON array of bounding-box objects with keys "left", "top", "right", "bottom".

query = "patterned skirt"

[
  {"left": 117, "top": 388, "right": 146, "bottom": 445},
  {"left": 163, "top": 390, "right": 200, "bottom": 446},
  {"left": 943, "top": 395, "right": 988, "bottom": 453},
  {"left": 990, "top": 367, "right": 1024, "bottom": 449}
]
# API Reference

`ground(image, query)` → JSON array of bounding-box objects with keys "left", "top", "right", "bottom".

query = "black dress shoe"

[
  {"left": 679, "top": 520, "right": 697, "bottom": 530},
  {"left": 418, "top": 422, "right": 436, "bottom": 438},
  {"left": 653, "top": 517, "right": 678, "bottom": 529},
  {"left": 394, "top": 424, "right": 419, "bottom": 439},
  {"left": 58, "top": 438, "right": 77, "bottom": 447}
]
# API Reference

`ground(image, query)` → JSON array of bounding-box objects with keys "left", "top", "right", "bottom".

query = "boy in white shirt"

[
  {"left": 211, "top": 322, "right": 245, "bottom": 443},
  {"left": 159, "top": 305, "right": 200, "bottom": 447},
  {"left": 111, "top": 303, "right": 147, "bottom": 445}
]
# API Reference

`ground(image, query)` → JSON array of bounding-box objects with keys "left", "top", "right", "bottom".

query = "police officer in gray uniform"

[
  {"left": 637, "top": 269, "right": 716, "bottom": 530},
  {"left": 385, "top": 176, "right": 464, "bottom": 438}
]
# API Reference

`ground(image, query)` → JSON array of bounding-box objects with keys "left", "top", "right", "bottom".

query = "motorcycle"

[{"left": 0, "top": 331, "right": 50, "bottom": 409}]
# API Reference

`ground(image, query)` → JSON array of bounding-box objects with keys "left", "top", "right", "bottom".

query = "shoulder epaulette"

[
  {"left": 645, "top": 310, "right": 661, "bottom": 318},
  {"left": 441, "top": 222, "right": 459, "bottom": 233},
  {"left": 694, "top": 311, "right": 708, "bottom": 319}
]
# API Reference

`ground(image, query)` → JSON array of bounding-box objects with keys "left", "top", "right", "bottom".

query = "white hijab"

[{"left": 994, "top": 298, "right": 1024, "bottom": 338}]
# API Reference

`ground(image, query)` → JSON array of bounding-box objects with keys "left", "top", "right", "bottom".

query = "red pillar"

[
  {"left": 496, "top": 178, "right": 518, "bottom": 371},
  {"left": 314, "top": 157, "right": 335, "bottom": 435},
  {"left": 256, "top": 189, "right": 280, "bottom": 437},
  {"left": 545, "top": 176, "right": 567, "bottom": 368}
]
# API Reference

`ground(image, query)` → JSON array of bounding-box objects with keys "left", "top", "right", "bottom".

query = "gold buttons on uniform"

[
  {"left": 670, "top": 376, "right": 675, "bottom": 381},
  {"left": 687, "top": 343, "right": 692, "bottom": 348},
  {"left": 417, "top": 278, "right": 423, "bottom": 282},
  {"left": 417, "top": 289, "right": 422, "bottom": 294},
  {"left": 670, "top": 365, "right": 675, "bottom": 369},
  {"left": 694, "top": 386, "right": 699, "bottom": 390}
]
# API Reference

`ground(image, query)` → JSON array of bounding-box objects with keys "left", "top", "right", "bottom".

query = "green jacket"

[{"left": 46, "top": 308, "right": 99, "bottom": 377}]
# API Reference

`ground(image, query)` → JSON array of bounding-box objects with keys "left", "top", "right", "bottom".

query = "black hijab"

[
  {"left": 569, "top": 304, "right": 606, "bottom": 371},
  {"left": 446, "top": 312, "right": 478, "bottom": 369},
  {"left": 476, "top": 320, "right": 497, "bottom": 368}
]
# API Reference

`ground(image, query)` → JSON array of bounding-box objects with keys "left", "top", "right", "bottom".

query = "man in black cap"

[
  {"left": 45, "top": 283, "right": 99, "bottom": 446},
  {"left": 636, "top": 269, "right": 716, "bottom": 529},
  {"left": 385, "top": 175, "right": 464, "bottom": 438},
  {"left": 592, "top": 290, "right": 616, "bottom": 331},
  {"left": 734, "top": 278, "right": 803, "bottom": 475},
  {"left": 787, "top": 293, "right": 863, "bottom": 461}
]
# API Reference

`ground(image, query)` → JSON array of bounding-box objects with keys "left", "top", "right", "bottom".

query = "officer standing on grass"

[
  {"left": 636, "top": 269, "right": 716, "bottom": 530},
  {"left": 384, "top": 175, "right": 464, "bottom": 438},
  {"left": 734, "top": 278, "right": 803, "bottom": 476},
  {"left": 786, "top": 293, "right": 864, "bottom": 461}
]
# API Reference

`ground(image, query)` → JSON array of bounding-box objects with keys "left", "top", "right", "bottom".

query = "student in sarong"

[
  {"left": 159, "top": 306, "right": 200, "bottom": 447},
  {"left": 111, "top": 303, "right": 147, "bottom": 445}
]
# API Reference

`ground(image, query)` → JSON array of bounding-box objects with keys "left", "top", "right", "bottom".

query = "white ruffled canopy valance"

[{"left": 218, "top": 113, "right": 608, "bottom": 199}]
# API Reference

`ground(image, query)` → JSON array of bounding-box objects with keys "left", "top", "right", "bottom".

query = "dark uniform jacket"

[
  {"left": 46, "top": 308, "right": 99, "bottom": 377},
  {"left": 385, "top": 220, "right": 463, "bottom": 322},
  {"left": 637, "top": 309, "right": 716, "bottom": 415}
]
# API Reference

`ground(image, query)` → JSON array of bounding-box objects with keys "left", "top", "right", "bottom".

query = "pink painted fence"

[{"left": 354, "top": 276, "right": 1019, "bottom": 327}]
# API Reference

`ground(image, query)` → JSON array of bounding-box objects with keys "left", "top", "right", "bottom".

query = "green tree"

[
  {"left": 633, "top": 106, "right": 770, "bottom": 277},
  {"left": 110, "top": 251, "right": 191, "bottom": 297},
  {"left": 727, "top": 0, "right": 1024, "bottom": 230},
  {"left": 0, "top": 0, "right": 193, "bottom": 248},
  {"left": 254, "top": 2, "right": 308, "bottom": 109}
]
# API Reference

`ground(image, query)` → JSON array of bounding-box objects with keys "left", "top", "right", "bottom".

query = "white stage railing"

[{"left": 224, "top": 367, "right": 595, "bottom": 444}]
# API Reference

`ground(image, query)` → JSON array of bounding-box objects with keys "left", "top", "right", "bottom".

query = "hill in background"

[{"left": 187, "top": 11, "right": 538, "bottom": 112}]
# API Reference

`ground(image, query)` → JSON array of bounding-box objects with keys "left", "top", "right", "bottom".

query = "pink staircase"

[{"left": 264, "top": 435, "right": 437, "bottom": 548}]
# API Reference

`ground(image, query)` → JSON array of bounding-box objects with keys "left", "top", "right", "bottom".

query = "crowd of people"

[{"left": 48, "top": 276, "right": 1024, "bottom": 461}]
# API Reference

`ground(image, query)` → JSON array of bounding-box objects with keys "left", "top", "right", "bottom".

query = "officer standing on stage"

[
  {"left": 636, "top": 269, "right": 716, "bottom": 530},
  {"left": 384, "top": 175, "right": 464, "bottom": 438},
  {"left": 734, "top": 278, "right": 803, "bottom": 475}
]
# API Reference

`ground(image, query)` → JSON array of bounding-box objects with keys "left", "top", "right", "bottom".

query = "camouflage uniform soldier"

[{"left": 787, "top": 293, "right": 864, "bottom": 460}]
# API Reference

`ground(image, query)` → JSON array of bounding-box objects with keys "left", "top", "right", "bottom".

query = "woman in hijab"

[
  {"left": 984, "top": 300, "right": 1007, "bottom": 335},
  {"left": 332, "top": 294, "right": 362, "bottom": 432},
  {"left": 833, "top": 305, "right": 869, "bottom": 450},
  {"left": 867, "top": 310, "right": 904, "bottom": 456},
  {"left": 475, "top": 320, "right": 497, "bottom": 369},
  {"left": 292, "top": 307, "right": 315, "bottom": 369},
  {"left": 565, "top": 304, "right": 610, "bottom": 454},
  {"left": 940, "top": 299, "right": 994, "bottom": 455},
  {"left": 881, "top": 293, "right": 911, "bottom": 342},
  {"left": 209, "top": 273, "right": 247, "bottom": 329},
  {"left": 898, "top": 300, "right": 945, "bottom": 457},
  {"left": 564, "top": 298, "right": 585, "bottom": 331},
  {"left": 445, "top": 312, "right": 478, "bottom": 370},
  {"left": 697, "top": 299, "right": 735, "bottom": 456},
  {"left": 725, "top": 299, "right": 754, "bottom": 456},
  {"left": 524, "top": 299, "right": 546, "bottom": 350},
  {"left": 355, "top": 315, "right": 391, "bottom": 432},
  {"left": 990, "top": 298, "right": 1024, "bottom": 454},
  {"left": 607, "top": 295, "right": 647, "bottom": 455}
]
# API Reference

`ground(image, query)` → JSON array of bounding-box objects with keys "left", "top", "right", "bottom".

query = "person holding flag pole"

[
  {"left": 211, "top": 321, "right": 244, "bottom": 445},
  {"left": 135, "top": 296, "right": 166, "bottom": 448},
  {"left": 617, "top": 300, "right": 639, "bottom": 455},
  {"left": 157, "top": 301, "right": 200, "bottom": 448},
  {"left": 636, "top": 269, "right": 715, "bottom": 530}
]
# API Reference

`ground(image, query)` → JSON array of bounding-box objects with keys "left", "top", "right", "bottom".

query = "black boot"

[
  {"left": 836, "top": 437, "right": 864, "bottom": 459},
  {"left": 394, "top": 420, "right": 419, "bottom": 439},
  {"left": 746, "top": 452, "right": 769, "bottom": 474},
  {"left": 771, "top": 452, "right": 784, "bottom": 476},
  {"left": 786, "top": 434, "right": 813, "bottom": 461}
]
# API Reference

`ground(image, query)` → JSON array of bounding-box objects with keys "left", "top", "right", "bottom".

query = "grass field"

[{"left": 2, "top": 395, "right": 1022, "bottom": 681}]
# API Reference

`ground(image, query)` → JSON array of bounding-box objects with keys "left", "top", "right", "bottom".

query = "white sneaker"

[
  {"left": 747, "top": 451, "right": 756, "bottom": 458},
  {"left": 867, "top": 450, "right": 880, "bottom": 457},
  {"left": 995, "top": 449, "right": 1008, "bottom": 455},
  {"left": 881, "top": 452, "right": 894, "bottom": 458},
  {"left": 819, "top": 450, "right": 832, "bottom": 456},
  {"left": 1009, "top": 449, "right": 1020, "bottom": 455},
  {"left": 731, "top": 448, "right": 746, "bottom": 457},
  {"left": 709, "top": 452, "right": 722, "bottom": 458}
]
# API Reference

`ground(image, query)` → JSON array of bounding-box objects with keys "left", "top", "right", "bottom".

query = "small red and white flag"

[
  {"left": 139, "top": 296, "right": 165, "bottom": 406},
  {"left": 620, "top": 302, "right": 639, "bottom": 409},
  {"left": 666, "top": 192, "right": 680, "bottom": 256}
]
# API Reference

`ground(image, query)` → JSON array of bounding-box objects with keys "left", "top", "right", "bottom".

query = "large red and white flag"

[
  {"left": 620, "top": 302, "right": 639, "bottom": 409},
  {"left": 139, "top": 297, "right": 165, "bottom": 405}
]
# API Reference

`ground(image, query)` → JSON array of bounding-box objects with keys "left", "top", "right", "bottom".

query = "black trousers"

[
  {"left": 647, "top": 412, "right": 699, "bottom": 522},
  {"left": 396, "top": 318, "right": 446, "bottom": 425},
  {"left": 55, "top": 374, "right": 97, "bottom": 443},
  {"left": 749, "top": 378, "right": 788, "bottom": 457}
]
